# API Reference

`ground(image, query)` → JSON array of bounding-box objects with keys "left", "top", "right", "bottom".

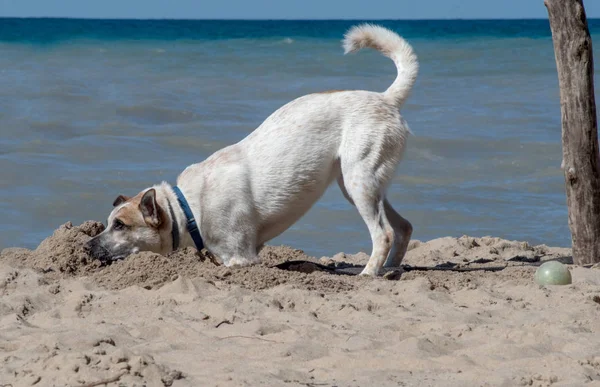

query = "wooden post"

[{"left": 545, "top": 0, "right": 600, "bottom": 265}]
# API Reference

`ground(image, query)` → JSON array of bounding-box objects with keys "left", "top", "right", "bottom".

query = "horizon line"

[{"left": 0, "top": 16, "right": 568, "bottom": 22}]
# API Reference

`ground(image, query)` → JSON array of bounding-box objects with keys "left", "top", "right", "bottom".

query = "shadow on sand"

[{"left": 273, "top": 254, "right": 575, "bottom": 277}]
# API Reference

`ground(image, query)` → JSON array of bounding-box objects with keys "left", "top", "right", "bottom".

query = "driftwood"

[{"left": 545, "top": 0, "right": 600, "bottom": 265}]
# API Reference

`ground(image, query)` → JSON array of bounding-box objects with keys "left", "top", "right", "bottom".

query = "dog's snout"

[
  {"left": 84, "top": 238, "right": 104, "bottom": 260},
  {"left": 84, "top": 236, "right": 119, "bottom": 263}
]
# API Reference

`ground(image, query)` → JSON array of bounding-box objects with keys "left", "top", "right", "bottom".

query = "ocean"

[{"left": 1, "top": 18, "right": 600, "bottom": 257}]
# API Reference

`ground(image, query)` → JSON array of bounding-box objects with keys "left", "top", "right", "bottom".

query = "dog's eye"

[{"left": 113, "top": 219, "right": 126, "bottom": 230}]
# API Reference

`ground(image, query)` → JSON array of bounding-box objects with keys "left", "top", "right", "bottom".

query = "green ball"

[{"left": 534, "top": 261, "right": 572, "bottom": 285}]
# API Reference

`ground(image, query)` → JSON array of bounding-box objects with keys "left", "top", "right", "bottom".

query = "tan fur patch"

[
  {"left": 360, "top": 33, "right": 389, "bottom": 55},
  {"left": 114, "top": 194, "right": 145, "bottom": 227},
  {"left": 114, "top": 190, "right": 169, "bottom": 230}
]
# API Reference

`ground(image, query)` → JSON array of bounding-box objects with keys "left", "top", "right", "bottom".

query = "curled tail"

[{"left": 343, "top": 24, "right": 419, "bottom": 108}]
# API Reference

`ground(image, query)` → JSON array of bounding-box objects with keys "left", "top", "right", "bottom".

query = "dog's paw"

[
  {"left": 226, "top": 257, "right": 258, "bottom": 267},
  {"left": 359, "top": 267, "right": 380, "bottom": 277}
]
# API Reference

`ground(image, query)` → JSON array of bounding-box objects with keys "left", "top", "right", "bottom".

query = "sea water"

[{"left": 1, "top": 19, "right": 599, "bottom": 256}]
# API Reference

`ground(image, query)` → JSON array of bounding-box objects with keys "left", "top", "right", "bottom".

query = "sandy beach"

[{"left": 1, "top": 221, "right": 599, "bottom": 387}]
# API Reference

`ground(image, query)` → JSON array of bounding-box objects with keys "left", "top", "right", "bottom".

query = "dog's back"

[{"left": 235, "top": 24, "right": 419, "bottom": 245}]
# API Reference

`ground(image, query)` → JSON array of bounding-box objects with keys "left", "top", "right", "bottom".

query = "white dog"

[{"left": 85, "top": 24, "right": 419, "bottom": 276}]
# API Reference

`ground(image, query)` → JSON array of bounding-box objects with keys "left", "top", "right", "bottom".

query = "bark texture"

[{"left": 546, "top": 0, "right": 600, "bottom": 265}]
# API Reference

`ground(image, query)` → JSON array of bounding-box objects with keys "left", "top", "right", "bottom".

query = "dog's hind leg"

[
  {"left": 382, "top": 199, "right": 412, "bottom": 268},
  {"left": 340, "top": 175, "right": 411, "bottom": 269},
  {"left": 339, "top": 170, "right": 394, "bottom": 277},
  {"left": 336, "top": 175, "right": 354, "bottom": 205}
]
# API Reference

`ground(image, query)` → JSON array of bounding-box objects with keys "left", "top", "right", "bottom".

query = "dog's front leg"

[
  {"left": 227, "top": 256, "right": 260, "bottom": 267},
  {"left": 207, "top": 229, "right": 260, "bottom": 268}
]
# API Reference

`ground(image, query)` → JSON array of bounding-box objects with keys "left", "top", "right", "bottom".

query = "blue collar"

[{"left": 172, "top": 186, "right": 205, "bottom": 252}]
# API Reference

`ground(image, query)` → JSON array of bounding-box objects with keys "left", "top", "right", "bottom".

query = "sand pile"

[
  {"left": 0, "top": 221, "right": 362, "bottom": 292},
  {"left": 1, "top": 221, "right": 600, "bottom": 386}
]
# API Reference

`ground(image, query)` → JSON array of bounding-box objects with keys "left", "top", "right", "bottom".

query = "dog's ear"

[
  {"left": 139, "top": 189, "right": 161, "bottom": 228},
  {"left": 112, "top": 195, "right": 130, "bottom": 207}
]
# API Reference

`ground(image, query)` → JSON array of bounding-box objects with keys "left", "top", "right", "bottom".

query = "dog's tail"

[{"left": 343, "top": 24, "right": 418, "bottom": 108}]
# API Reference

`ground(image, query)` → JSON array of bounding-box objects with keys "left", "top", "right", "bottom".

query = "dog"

[{"left": 85, "top": 24, "right": 419, "bottom": 276}]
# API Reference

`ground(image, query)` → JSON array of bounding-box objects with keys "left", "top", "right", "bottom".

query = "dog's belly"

[
  {"left": 252, "top": 154, "right": 341, "bottom": 246},
  {"left": 239, "top": 95, "right": 348, "bottom": 245},
  {"left": 255, "top": 172, "right": 336, "bottom": 246}
]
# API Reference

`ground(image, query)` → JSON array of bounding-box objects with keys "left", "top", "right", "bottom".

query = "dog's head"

[{"left": 85, "top": 188, "right": 170, "bottom": 262}]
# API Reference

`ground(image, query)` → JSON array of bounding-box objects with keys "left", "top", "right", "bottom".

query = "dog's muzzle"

[{"left": 84, "top": 237, "right": 113, "bottom": 263}]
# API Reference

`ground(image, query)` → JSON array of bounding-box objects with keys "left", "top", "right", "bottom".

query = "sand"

[{"left": 1, "top": 222, "right": 600, "bottom": 387}]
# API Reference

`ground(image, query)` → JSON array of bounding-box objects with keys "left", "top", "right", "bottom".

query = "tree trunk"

[{"left": 545, "top": 0, "right": 600, "bottom": 265}]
